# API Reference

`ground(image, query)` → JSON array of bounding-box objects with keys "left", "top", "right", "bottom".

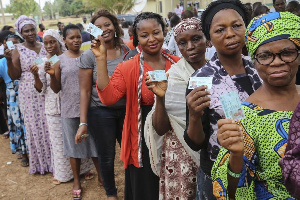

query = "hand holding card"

[
  {"left": 48, "top": 55, "right": 60, "bottom": 65},
  {"left": 146, "top": 70, "right": 168, "bottom": 97},
  {"left": 220, "top": 91, "right": 245, "bottom": 121},
  {"left": 33, "top": 58, "right": 44, "bottom": 66},
  {"left": 6, "top": 41, "right": 15, "bottom": 50},
  {"left": 188, "top": 77, "right": 213, "bottom": 90},
  {"left": 87, "top": 23, "right": 103, "bottom": 38}
]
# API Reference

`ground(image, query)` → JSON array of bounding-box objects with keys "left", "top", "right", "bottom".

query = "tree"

[
  {"left": 6, "top": 0, "right": 38, "bottom": 17},
  {"left": 83, "top": 0, "right": 134, "bottom": 15}
]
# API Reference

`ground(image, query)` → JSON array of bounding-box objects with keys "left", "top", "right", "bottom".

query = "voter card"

[
  {"left": 33, "top": 57, "right": 43, "bottom": 66},
  {"left": 188, "top": 77, "right": 213, "bottom": 89},
  {"left": 48, "top": 55, "right": 60, "bottom": 65},
  {"left": 148, "top": 70, "right": 167, "bottom": 81},
  {"left": 87, "top": 23, "right": 103, "bottom": 38},
  {"left": 6, "top": 41, "right": 15, "bottom": 50},
  {"left": 220, "top": 91, "right": 245, "bottom": 121}
]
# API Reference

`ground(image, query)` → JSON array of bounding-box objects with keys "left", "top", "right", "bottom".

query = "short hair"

[
  {"left": 201, "top": 0, "right": 249, "bottom": 40},
  {"left": 181, "top": 10, "right": 194, "bottom": 19},
  {"left": 76, "top": 23, "right": 84, "bottom": 31},
  {"left": 39, "top": 24, "right": 44, "bottom": 28},
  {"left": 253, "top": 5, "right": 270, "bottom": 17},
  {"left": 170, "top": 14, "right": 181, "bottom": 28},
  {"left": 90, "top": 9, "right": 123, "bottom": 48},
  {"left": 287, "top": 0, "right": 300, "bottom": 12},
  {"left": 62, "top": 24, "right": 81, "bottom": 38},
  {"left": 57, "top": 22, "right": 62, "bottom": 26},
  {"left": 253, "top": 2, "right": 262, "bottom": 10},
  {"left": 1, "top": 26, "right": 13, "bottom": 31},
  {"left": 132, "top": 12, "right": 165, "bottom": 47},
  {"left": 273, "top": 0, "right": 286, "bottom": 5}
]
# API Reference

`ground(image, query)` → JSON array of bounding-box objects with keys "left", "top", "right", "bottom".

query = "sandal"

[
  {"left": 20, "top": 158, "right": 29, "bottom": 167},
  {"left": 53, "top": 178, "right": 61, "bottom": 185},
  {"left": 72, "top": 189, "right": 82, "bottom": 200},
  {"left": 84, "top": 172, "right": 94, "bottom": 180},
  {"left": 16, "top": 152, "right": 23, "bottom": 159}
]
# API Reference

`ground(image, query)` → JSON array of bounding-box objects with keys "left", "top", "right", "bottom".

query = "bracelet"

[
  {"left": 79, "top": 122, "right": 88, "bottom": 127},
  {"left": 227, "top": 166, "right": 241, "bottom": 178}
]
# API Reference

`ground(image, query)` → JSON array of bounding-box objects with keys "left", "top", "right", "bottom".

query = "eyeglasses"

[{"left": 254, "top": 49, "right": 300, "bottom": 65}]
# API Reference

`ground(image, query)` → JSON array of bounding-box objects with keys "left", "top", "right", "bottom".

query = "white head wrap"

[{"left": 43, "top": 29, "right": 67, "bottom": 52}]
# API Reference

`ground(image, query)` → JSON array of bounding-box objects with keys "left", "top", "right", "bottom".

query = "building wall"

[{"left": 143, "top": 0, "right": 274, "bottom": 18}]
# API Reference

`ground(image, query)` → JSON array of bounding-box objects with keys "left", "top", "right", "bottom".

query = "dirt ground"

[{"left": 0, "top": 135, "right": 125, "bottom": 200}]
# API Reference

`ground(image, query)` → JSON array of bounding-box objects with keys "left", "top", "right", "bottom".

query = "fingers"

[{"left": 217, "top": 120, "right": 243, "bottom": 150}]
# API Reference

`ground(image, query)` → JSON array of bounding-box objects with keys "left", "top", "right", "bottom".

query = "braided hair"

[
  {"left": 90, "top": 9, "right": 122, "bottom": 48},
  {"left": 132, "top": 12, "right": 165, "bottom": 47},
  {"left": 201, "top": 0, "right": 249, "bottom": 40}
]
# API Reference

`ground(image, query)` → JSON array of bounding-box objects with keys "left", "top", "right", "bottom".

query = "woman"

[
  {"left": 212, "top": 12, "right": 300, "bottom": 199},
  {"left": 1, "top": 33, "right": 27, "bottom": 166},
  {"left": 76, "top": 10, "right": 129, "bottom": 200},
  {"left": 183, "top": 0, "right": 262, "bottom": 199},
  {"left": 49, "top": 25, "right": 100, "bottom": 199},
  {"left": 30, "top": 29, "right": 94, "bottom": 185},
  {"left": 7, "top": 15, "right": 52, "bottom": 174},
  {"left": 92, "top": 12, "right": 180, "bottom": 200},
  {"left": 144, "top": 17, "right": 207, "bottom": 199}
]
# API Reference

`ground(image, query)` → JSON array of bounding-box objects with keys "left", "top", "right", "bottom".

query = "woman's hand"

[
  {"left": 44, "top": 61, "right": 55, "bottom": 76},
  {"left": 91, "top": 35, "right": 107, "bottom": 58},
  {"left": 3, "top": 49, "right": 13, "bottom": 60},
  {"left": 217, "top": 119, "right": 244, "bottom": 154},
  {"left": 186, "top": 86, "right": 210, "bottom": 120},
  {"left": 145, "top": 72, "right": 168, "bottom": 97},
  {"left": 75, "top": 125, "right": 88, "bottom": 144},
  {"left": 30, "top": 65, "right": 39, "bottom": 78}
]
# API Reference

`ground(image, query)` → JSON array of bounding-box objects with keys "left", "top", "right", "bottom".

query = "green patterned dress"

[{"left": 211, "top": 102, "right": 294, "bottom": 199}]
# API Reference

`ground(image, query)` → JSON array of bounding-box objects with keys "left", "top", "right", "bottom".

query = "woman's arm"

[
  {"left": 186, "top": 86, "right": 210, "bottom": 146},
  {"left": 145, "top": 73, "right": 171, "bottom": 136},
  {"left": 75, "top": 68, "right": 92, "bottom": 144},
  {"left": 217, "top": 119, "right": 244, "bottom": 198},
  {"left": 30, "top": 65, "right": 43, "bottom": 92},
  {"left": 47, "top": 61, "right": 61, "bottom": 93},
  {"left": 91, "top": 37, "right": 109, "bottom": 90},
  {"left": 5, "top": 48, "right": 22, "bottom": 80}
]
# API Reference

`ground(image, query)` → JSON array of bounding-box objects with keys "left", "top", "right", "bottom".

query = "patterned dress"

[
  {"left": 211, "top": 102, "right": 294, "bottom": 199},
  {"left": 0, "top": 58, "right": 27, "bottom": 154},
  {"left": 38, "top": 57, "right": 94, "bottom": 182},
  {"left": 16, "top": 44, "right": 52, "bottom": 174}
]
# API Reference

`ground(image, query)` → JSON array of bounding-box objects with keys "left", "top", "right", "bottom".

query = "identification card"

[
  {"left": 220, "top": 91, "right": 245, "bottom": 121},
  {"left": 188, "top": 77, "right": 213, "bottom": 89},
  {"left": 33, "top": 57, "right": 43, "bottom": 66},
  {"left": 48, "top": 55, "right": 60, "bottom": 65},
  {"left": 87, "top": 23, "right": 103, "bottom": 38},
  {"left": 6, "top": 41, "right": 15, "bottom": 50},
  {"left": 148, "top": 70, "right": 167, "bottom": 81}
]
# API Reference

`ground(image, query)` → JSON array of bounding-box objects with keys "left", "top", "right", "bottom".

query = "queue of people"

[{"left": 0, "top": 0, "right": 300, "bottom": 199}]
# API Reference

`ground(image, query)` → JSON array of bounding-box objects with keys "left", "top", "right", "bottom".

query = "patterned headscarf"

[
  {"left": 174, "top": 17, "right": 202, "bottom": 39},
  {"left": 245, "top": 12, "right": 300, "bottom": 59},
  {"left": 43, "top": 29, "right": 67, "bottom": 52},
  {"left": 15, "top": 15, "right": 37, "bottom": 34}
]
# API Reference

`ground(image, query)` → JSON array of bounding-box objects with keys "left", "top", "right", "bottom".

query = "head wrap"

[
  {"left": 245, "top": 12, "right": 300, "bottom": 59},
  {"left": 174, "top": 17, "right": 202, "bottom": 38},
  {"left": 15, "top": 15, "right": 37, "bottom": 34},
  {"left": 202, "top": 2, "right": 248, "bottom": 40},
  {"left": 43, "top": 29, "right": 67, "bottom": 52}
]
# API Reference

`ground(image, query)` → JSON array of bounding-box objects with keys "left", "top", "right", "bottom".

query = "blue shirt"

[{"left": 0, "top": 58, "right": 12, "bottom": 84}]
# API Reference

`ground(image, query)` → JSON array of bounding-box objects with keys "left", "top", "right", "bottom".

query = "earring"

[{"left": 115, "top": 32, "right": 117, "bottom": 37}]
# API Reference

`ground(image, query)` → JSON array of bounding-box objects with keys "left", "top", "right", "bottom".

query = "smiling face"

[
  {"left": 63, "top": 29, "right": 82, "bottom": 51},
  {"left": 44, "top": 35, "right": 61, "bottom": 56},
  {"left": 136, "top": 18, "right": 164, "bottom": 55},
  {"left": 94, "top": 16, "right": 115, "bottom": 43},
  {"left": 209, "top": 9, "right": 246, "bottom": 57},
  {"left": 176, "top": 29, "right": 207, "bottom": 66},
  {"left": 254, "top": 39, "right": 299, "bottom": 87},
  {"left": 21, "top": 24, "right": 37, "bottom": 43},
  {"left": 274, "top": 0, "right": 286, "bottom": 12}
]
